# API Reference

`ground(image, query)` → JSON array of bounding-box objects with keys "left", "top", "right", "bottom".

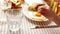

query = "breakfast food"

[
  {"left": 25, "top": 3, "right": 48, "bottom": 21},
  {"left": 28, "top": 3, "right": 40, "bottom": 11},
  {"left": 28, "top": 3, "right": 45, "bottom": 16},
  {"left": 11, "top": 2, "right": 22, "bottom": 9},
  {"left": 35, "top": 12, "right": 41, "bottom": 17},
  {"left": 28, "top": 6, "right": 35, "bottom": 11},
  {"left": 11, "top": 0, "right": 24, "bottom": 9},
  {"left": 4, "top": 0, "right": 25, "bottom": 15},
  {"left": 28, "top": 3, "right": 45, "bottom": 11}
]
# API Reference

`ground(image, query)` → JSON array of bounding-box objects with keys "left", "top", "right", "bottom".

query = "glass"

[{"left": 6, "top": 9, "right": 22, "bottom": 33}]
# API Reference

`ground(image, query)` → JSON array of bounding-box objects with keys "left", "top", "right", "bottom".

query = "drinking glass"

[{"left": 6, "top": 9, "right": 22, "bottom": 34}]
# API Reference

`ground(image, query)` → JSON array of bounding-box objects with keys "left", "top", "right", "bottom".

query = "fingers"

[
  {"left": 37, "top": 4, "right": 50, "bottom": 12},
  {"left": 37, "top": 4, "right": 57, "bottom": 20},
  {"left": 38, "top": 4, "right": 49, "bottom": 10},
  {"left": 40, "top": 8, "right": 50, "bottom": 18}
]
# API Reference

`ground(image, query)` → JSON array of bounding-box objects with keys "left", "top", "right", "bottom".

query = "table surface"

[
  {"left": 0, "top": 0, "right": 60, "bottom": 34},
  {"left": 0, "top": 14, "right": 60, "bottom": 34},
  {"left": 20, "top": 16, "right": 60, "bottom": 34},
  {"left": 0, "top": 9, "right": 60, "bottom": 34}
]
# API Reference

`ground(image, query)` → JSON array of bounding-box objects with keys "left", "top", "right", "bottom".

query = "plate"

[{"left": 22, "top": 3, "right": 48, "bottom": 21}]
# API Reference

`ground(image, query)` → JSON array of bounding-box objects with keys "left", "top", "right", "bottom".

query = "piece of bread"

[
  {"left": 10, "top": 0, "right": 20, "bottom": 5},
  {"left": 28, "top": 3, "right": 45, "bottom": 11},
  {"left": 10, "top": 0, "right": 23, "bottom": 9},
  {"left": 11, "top": 2, "right": 22, "bottom": 9}
]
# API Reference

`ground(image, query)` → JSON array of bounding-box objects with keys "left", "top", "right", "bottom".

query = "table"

[
  {"left": 0, "top": 10, "right": 60, "bottom": 34},
  {"left": 0, "top": 0, "right": 60, "bottom": 34},
  {"left": 20, "top": 15, "right": 60, "bottom": 34}
]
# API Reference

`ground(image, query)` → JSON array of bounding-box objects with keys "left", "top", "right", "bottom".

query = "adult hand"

[
  {"left": 37, "top": 4, "right": 60, "bottom": 26},
  {"left": 37, "top": 4, "right": 57, "bottom": 20}
]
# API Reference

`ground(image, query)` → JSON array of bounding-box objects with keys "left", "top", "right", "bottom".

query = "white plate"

[
  {"left": 22, "top": 0, "right": 49, "bottom": 21},
  {"left": 22, "top": 3, "right": 48, "bottom": 21}
]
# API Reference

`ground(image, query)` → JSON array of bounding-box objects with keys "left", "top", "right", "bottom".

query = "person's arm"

[
  {"left": 52, "top": 16, "right": 60, "bottom": 26},
  {"left": 42, "top": 8, "right": 60, "bottom": 26},
  {"left": 38, "top": 6, "right": 60, "bottom": 26}
]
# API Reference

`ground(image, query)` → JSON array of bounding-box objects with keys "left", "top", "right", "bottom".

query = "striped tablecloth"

[
  {"left": 0, "top": 0, "right": 60, "bottom": 33},
  {"left": 20, "top": 16, "right": 60, "bottom": 34},
  {"left": 0, "top": 11, "right": 60, "bottom": 34}
]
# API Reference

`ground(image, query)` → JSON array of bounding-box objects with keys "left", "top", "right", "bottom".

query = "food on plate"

[
  {"left": 28, "top": 6, "right": 35, "bottom": 11},
  {"left": 31, "top": 3, "right": 40, "bottom": 11},
  {"left": 35, "top": 12, "right": 41, "bottom": 16},
  {"left": 28, "top": 3, "right": 45, "bottom": 11},
  {"left": 22, "top": 3, "right": 48, "bottom": 21},
  {"left": 28, "top": 3, "right": 45, "bottom": 17},
  {"left": 11, "top": 0, "right": 24, "bottom": 9}
]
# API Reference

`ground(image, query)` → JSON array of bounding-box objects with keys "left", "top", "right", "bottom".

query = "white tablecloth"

[
  {"left": 0, "top": 11, "right": 7, "bottom": 21},
  {"left": 0, "top": 0, "right": 60, "bottom": 34},
  {"left": 0, "top": 10, "right": 60, "bottom": 34}
]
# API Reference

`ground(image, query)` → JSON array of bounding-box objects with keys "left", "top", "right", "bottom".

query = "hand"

[
  {"left": 37, "top": 4, "right": 60, "bottom": 26},
  {"left": 37, "top": 4, "right": 57, "bottom": 20}
]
